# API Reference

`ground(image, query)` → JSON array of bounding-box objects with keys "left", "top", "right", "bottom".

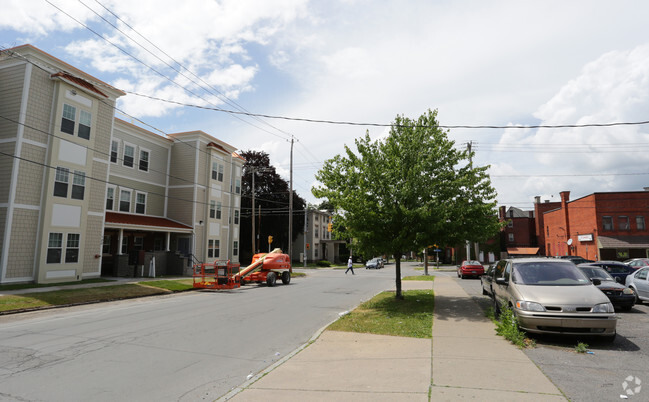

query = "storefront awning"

[
  {"left": 105, "top": 212, "right": 193, "bottom": 233},
  {"left": 507, "top": 247, "right": 540, "bottom": 255},
  {"left": 598, "top": 235, "right": 649, "bottom": 249}
]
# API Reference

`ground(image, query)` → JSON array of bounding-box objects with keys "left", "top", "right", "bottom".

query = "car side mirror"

[
  {"left": 495, "top": 277, "right": 507, "bottom": 285},
  {"left": 592, "top": 278, "right": 601, "bottom": 286}
]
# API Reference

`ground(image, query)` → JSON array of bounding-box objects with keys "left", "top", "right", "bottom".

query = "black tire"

[
  {"left": 281, "top": 271, "right": 291, "bottom": 285},
  {"left": 482, "top": 287, "right": 488, "bottom": 296},
  {"left": 493, "top": 296, "right": 501, "bottom": 318},
  {"left": 240, "top": 278, "right": 246, "bottom": 286},
  {"left": 266, "top": 272, "right": 277, "bottom": 287}
]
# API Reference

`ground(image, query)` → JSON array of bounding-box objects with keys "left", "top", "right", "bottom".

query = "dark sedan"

[
  {"left": 481, "top": 262, "right": 496, "bottom": 296},
  {"left": 579, "top": 261, "right": 638, "bottom": 283},
  {"left": 578, "top": 265, "right": 635, "bottom": 311}
]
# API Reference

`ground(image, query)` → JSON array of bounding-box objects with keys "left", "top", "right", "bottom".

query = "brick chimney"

[
  {"left": 499, "top": 206, "right": 506, "bottom": 220},
  {"left": 560, "top": 191, "right": 571, "bottom": 254}
]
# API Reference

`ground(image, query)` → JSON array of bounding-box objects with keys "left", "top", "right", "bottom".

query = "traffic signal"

[
  {"left": 327, "top": 222, "right": 333, "bottom": 232},
  {"left": 268, "top": 235, "right": 273, "bottom": 244}
]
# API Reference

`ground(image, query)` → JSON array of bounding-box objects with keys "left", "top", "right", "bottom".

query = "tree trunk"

[{"left": 395, "top": 256, "right": 403, "bottom": 300}]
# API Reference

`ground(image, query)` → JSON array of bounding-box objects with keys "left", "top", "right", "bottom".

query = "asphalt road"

[
  {"left": 446, "top": 270, "right": 649, "bottom": 402},
  {"left": 0, "top": 264, "right": 417, "bottom": 402}
]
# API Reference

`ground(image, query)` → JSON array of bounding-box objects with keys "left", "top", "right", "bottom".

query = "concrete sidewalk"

[{"left": 224, "top": 276, "right": 566, "bottom": 401}]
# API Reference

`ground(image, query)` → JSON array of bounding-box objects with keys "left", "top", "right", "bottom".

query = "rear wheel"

[
  {"left": 266, "top": 272, "right": 277, "bottom": 287},
  {"left": 493, "top": 296, "right": 502, "bottom": 318},
  {"left": 281, "top": 271, "right": 291, "bottom": 285}
]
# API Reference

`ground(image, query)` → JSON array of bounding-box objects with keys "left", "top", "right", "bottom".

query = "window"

[
  {"left": 507, "top": 220, "right": 513, "bottom": 228},
  {"left": 315, "top": 225, "right": 319, "bottom": 238},
  {"left": 65, "top": 233, "right": 80, "bottom": 263},
  {"left": 61, "top": 104, "right": 76, "bottom": 134},
  {"left": 208, "top": 239, "right": 220, "bottom": 258},
  {"left": 234, "top": 210, "right": 239, "bottom": 225},
  {"left": 111, "top": 141, "right": 119, "bottom": 163},
  {"left": 315, "top": 248, "right": 319, "bottom": 258},
  {"left": 619, "top": 216, "right": 630, "bottom": 231},
  {"left": 216, "top": 202, "right": 222, "bottom": 219},
  {"left": 135, "top": 192, "right": 146, "bottom": 214},
  {"left": 106, "top": 187, "right": 114, "bottom": 210},
  {"left": 211, "top": 162, "right": 218, "bottom": 180},
  {"left": 235, "top": 179, "right": 241, "bottom": 194},
  {"left": 508, "top": 233, "right": 515, "bottom": 242},
  {"left": 123, "top": 144, "right": 135, "bottom": 168},
  {"left": 47, "top": 233, "right": 63, "bottom": 263},
  {"left": 120, "top": 189, "right": 131, "bottom": 212},
  {"left": 78, "top": 110, "right": 91, "bottom": 140},
  {"left": 139, "top": 149, "right": 149, "bottom": 172},
  {"left": 54, "top": 167, "right": 69, "bottom": 197},
  {"left": 102, "top": 235, "right": 111, "bottom": 254},
  {"left": 233, "top": 241, "right": 239, "bottom": 256},
  {"left": 71, "top": 170, "right": 85, "bottom": 200},
  {"left": 603, "top": 216, "right": 613, "bottom": 231},
  {"left": 210, "top": 200, "right": 216, "bottom": 219},
  {"left": 121, "top": 237, "right": 128, "bottom": 254},
  {"left": 217, "top": 164, "right": 224, "bottom": 182},
  {"left": 637, "top": 216, "right": 646, "bottom": 230},
  {"left": 133, "top": 236, "right": 144, "bottom": 250}
]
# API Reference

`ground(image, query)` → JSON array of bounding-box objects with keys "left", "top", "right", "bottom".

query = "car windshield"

[
  {"left": 579, "top": 267, "right": 615, "bottom": 281},
  {"left": 512, "top": 262, "right": 590, "bottom": 286},
  {"left": 465, "top": 260, "right": 480, "bottom": 265}
]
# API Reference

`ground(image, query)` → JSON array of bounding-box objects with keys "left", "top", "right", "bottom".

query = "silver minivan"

[{"left": 492, "top": 258, "right": 617, "bottom": 341}]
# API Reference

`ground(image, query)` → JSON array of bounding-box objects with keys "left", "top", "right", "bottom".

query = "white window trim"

[
  {"left": 110, "top": 140, "right": 120, "bottom": 164},
  {"left": 135, "top": 191, "right": 147, "bottom": 214},
  {"left": 122, "top": 141, "right": 136, "bottom": 169},
  {"left": 65, "top": 233, "right": 81, "bottom": 264},
  {"left": 138, "top": 147, "right": 151, "bottom": 172},
  {"left": 106, "top": 185, "right": 116, "bottom": 211},
  {"left": 119, "top": 189, "right": 132, "bottom": 213}
]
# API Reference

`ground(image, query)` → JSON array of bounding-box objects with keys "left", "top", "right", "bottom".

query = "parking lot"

[{"left": 446, "top": 271, "right": 649, "bottom": 402}]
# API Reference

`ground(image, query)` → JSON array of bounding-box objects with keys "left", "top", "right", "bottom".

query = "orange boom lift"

[{"left": 193, "top": 248, "right": 292, "bottom": 290}]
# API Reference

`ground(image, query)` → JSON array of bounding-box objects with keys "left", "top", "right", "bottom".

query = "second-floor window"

[
  {"left": 212, "top": 162, "right": 224, "bottom": 181},
  {"left": 139, "top": 149, "right": 149, "bottom": 172},
  {"left": 123, "top": 144, "right": 135, "bottom": 168},
  {"left": 71, "top": 171, "right": 85, "bottom": 200},
  {"left": 208, "top": 239, "right": 220, "bottom": 258},
  {"left": 54, "top": 167, "right": 69, "bottom": 197},
  {"left": 135, "top": 192, "right": 146, "bottom": 214},
  {"left": 61, "top": 103, "right": 92, "bottom": 140},
  {"left": 507, "top": 220, "right": 513, "bottom": 228},
  {"left": 111, "top": 141, "right": 119, "bottom": 163},
  {"left": 602, "top": 216, "right": 613, "bottom": 231},
  {"left": 508, "top": 233, "right": 515, "bottom": 242},
  {"left": 619, "top": 216, "right": 630, "bottom": 231},
  {"left": 235, "top": 178, "right": 241, "bottom": 194},
  {"left": 216, "top": 202, "right": 222, "bottom": 219},
  {"left": 61, "top": 104, "right": 76, "bottom": 135},
  {"left": 106, "top": 187, "right": 114, "bottom": 210},
  {"left": 120, "top": 189, "right": 131, "bottom": 212},
  {"left": 637, "top": 216, "right": 646, "bottom": 230},
  {"left": 210, "top": 200, "right": 216, "bottom": 219},
  {"left": 234, "top": 210, "right": 239, "bottom": 225}
]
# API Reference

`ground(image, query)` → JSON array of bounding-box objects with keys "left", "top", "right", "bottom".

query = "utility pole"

[
  {"left": 288, "top": 137, "right": 294, "bottom": 263},
  {"left": 251, "top": 168, "right": 255, "bottom": 255},
  {"left": 303, "top": 208, "right": 307, "bottom": 268},
  {"left": 466, "top": 141, "right": 473, "bottom": 261}
]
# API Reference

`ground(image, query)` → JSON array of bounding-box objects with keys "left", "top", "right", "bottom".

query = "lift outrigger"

[{"left": 193, "top": 248, "right": 292, "bottom": 290}]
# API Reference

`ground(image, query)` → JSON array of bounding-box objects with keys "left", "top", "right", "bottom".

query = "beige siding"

[
  {"left": 0, "top": 64, "right": 25, "bottom": 141},
  {"left": 108, "top": 176, "right": 167, "bottom": 216},
  {"left": 111, "top": 124, "right": 170, "bottom": 186},
  {"left": 94, "top": 100, "right": 115, "bottom": 157},
  {"left": 14, "top": 143, "right": 46, "bottom": 205},
  {"left": 89, "top": 162, "right": 109, "bottom": 214},
  {"left": 197, "top": 145, "right": 207, "bottom": 186},
  {"left": 167, "top": 187, "right": 195, "bottom": 225},
  {"left": 24, "top": 66, "right": 54, "bottom": 144},
  {"left": 169, "top": 141, "right": 197, "bottom": 186},
  {"left": 6, "top": 208, "right": 38, "bottom": 279},
  {"left": 0, "top": 143, "right": 15, "bottom": 204},
  {"left": 0, "top": 207, "right": 6, "bottom": 262},
  {"left": 83, "top": 215, "right": 104, "bottom": 274}
]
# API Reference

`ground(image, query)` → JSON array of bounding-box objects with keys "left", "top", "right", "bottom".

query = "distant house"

[
  {"left": 499, "top": 206, "right": 538, "bottom": 258},
  {"left": 292, "top": 209, "right": 346, "bottom": 263}
]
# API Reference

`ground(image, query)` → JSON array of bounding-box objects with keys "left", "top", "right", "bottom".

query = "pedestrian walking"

[{"left": 345, "top": 256, "right": 355, "bottom": 275}]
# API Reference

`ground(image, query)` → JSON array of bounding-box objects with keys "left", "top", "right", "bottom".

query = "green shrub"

[
  {"left": 495, "top": 304, "right": 531, "bottom": 348},
  {"left": 316, "top": 260, "right": 331, "bottom": 267}
]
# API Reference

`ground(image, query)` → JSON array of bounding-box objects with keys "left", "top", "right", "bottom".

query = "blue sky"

[{"left": 4, "top": 0, "right": 649, "bottom": 208}]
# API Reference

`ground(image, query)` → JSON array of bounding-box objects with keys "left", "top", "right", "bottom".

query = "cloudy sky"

[{"left": 4, "top": 0, "right": 649, "bottom": 209}]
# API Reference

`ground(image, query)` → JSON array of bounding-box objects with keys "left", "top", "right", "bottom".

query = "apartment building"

[{"left": 0, "top": 44, "right": 243, "bottom": 284}]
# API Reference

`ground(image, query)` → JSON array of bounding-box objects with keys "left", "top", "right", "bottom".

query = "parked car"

[
  {"left": 481, "top": 262, "right": 497, "bottom": 296},
  {"left": 625, "top": 266, "right": 649, "bottom": 304},
  {"left": 457, "top": 260, "right": 484, "bottom": 279},
  {"left": 623, "top": 258, "right": 649, "bottom": 269},
  {"left": 579, "top": 261, "right": 637, "bottom": 284},
  {"left": 365, "top": 258, "right": 382, "bottom": 269},
  {"left": 559, "top": 255, "right": 594, "bottom": 265},
  {"left": 492, "top": 258, "right": 617, "bottom": 341},
  {"left": 577, "top": 265, "right": 635, "bottom": 311}
]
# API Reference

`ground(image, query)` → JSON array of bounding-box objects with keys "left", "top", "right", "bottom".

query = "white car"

[{"left": 625, "top": 266, "right": 649, "bottom": 304}]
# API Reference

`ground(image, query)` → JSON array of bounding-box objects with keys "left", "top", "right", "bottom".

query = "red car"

[{"left": 458, "top": 260, "right": 484, "bottom": 279}]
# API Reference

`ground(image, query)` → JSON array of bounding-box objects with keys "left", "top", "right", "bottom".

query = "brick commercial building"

[
  {"left": 543, "top": 190, "right": 649, "bottom": 261},
  {"left": 0, "top": 44, "right": 243, "bottom": 284}
]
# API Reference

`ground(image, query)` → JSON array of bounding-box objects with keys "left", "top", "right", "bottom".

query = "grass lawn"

[
  {"left": 328, "top": 289, "right": 434, "bottom": 338},
  {"left": 0, "top": 279, "right": 197, "bottom": 313},
  {"left": 0, "top": 278, "right": 114, "bottom": 291},
  {"left": 403, "top": 275, "right": 435, "bottom": 281}
]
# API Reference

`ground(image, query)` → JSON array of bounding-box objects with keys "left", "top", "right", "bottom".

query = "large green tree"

[{"left": 312, "top": 109, "right": 501, "bottom": 299}]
